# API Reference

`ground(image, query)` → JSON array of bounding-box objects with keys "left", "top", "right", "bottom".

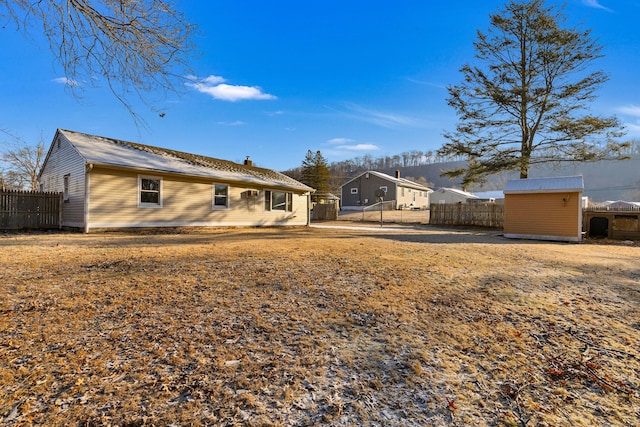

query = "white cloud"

[
  {"left": 217, "top": 120, "right": 247, "bottom": 126},
  {"left": 618, "top": 105, "right": 640, "bottom": 117},
  {"left": 407, "top": 78, "right": 446, "bottom": 89},
  {"left": 202, "top": 75, "right": 226, "bottom": 85},
  {"left": 582, "top": 0, "right": 612, "bottom": 12},
  {"left": 52, "top": 77, "right": 79, "bottom": 87},
  {"left": 336, "top": 103, "right": 427, "bottom": 129},
  {"left": 626, "top": 122, "right": 640, "bottom": 135},
  {"left": 327, "top": 138, "right": 354, "bottom": 145},
  {"left": 337, "top": 143, "right": 380, "bottom": 151},
  {"left": 186, "top": 75, "right": 276, "bottom": 102},
  {"left": 616, "top": 105, "right": 640, "bottom": 136}
]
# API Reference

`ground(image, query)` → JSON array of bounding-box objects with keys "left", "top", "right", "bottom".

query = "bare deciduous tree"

[
  {"left": 1, "top": 0, "right": 195, "bottom": 119},
  {"left": 1, "top": 132, "right": 46, "bottom": 191}
]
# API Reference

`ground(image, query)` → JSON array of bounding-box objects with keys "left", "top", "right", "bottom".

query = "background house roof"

[
  {"left": 503, "top": 176, "right": 584, "bottom": 194},
  {"left": 340, "top": 170, "right": 431, "bottom": 192},
  {"left": 598, "top": 200, "right": 640, "bottom": 209},
  {"left": 54, "top": 129, "right": 313, "bottom": 192},
  {"left": 434, "top": 187, "right": 479, "bottom": 198},
  {"left": 472, "top": 190, "right": 504, "bottom": 199}
]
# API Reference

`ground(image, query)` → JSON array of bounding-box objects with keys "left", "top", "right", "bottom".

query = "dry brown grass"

[{"left": 1, "top": 226, "right": 639, "bottom": 426}]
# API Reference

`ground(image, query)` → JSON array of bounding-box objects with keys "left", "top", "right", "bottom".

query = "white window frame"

[
  {"left": 265, "top": 190, "right": 293, "bottom": 212},
  {"left": 138, "top": 175, "right": 163, "bottom": 208},
  {"left": 351, "top": 188, "right": 358, "bottom": 194},
  {"left": 213, "top": 184, "right": 229, "bottom": 209}
]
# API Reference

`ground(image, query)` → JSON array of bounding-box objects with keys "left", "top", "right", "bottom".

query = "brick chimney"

[
  {"left": 244, "top": 156, "right": 253, "bottom": 166},
  {"left": 395, "top": 170, "right": 400, "bottom": 179}
]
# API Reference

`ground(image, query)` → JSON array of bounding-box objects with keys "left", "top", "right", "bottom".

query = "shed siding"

[
  {"left": 504, "top": 192, "right": 581, "bottom": 239},
  {"left": 38, "top": 133, "right": 87, "bottom": 228},
  {"left": 86, "top": 168, "right": 308, "bottom": 230}
]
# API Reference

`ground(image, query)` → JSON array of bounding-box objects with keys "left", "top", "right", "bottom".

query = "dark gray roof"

[{"left": 340, "top": 170, "right": 432, "bottom": 192}]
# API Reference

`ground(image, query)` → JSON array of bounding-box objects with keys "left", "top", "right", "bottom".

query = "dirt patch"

[{"left": 1, "top": 227, "right": 638, "bottom": 426}]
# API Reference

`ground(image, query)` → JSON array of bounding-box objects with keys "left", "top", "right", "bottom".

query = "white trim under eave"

[{"left": 86, "top": 219, "right": 309, "bottom": 230}]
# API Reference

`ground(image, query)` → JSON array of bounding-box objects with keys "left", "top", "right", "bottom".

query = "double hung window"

[
  {"left": 213, "top": 184, "right": 229, "bottom": 209},
  {"left": 139, "top": 176, "right": 162, "bottom": 207},
  {"left": 264, "top": 190, "right": 293, "bottom": 212}
]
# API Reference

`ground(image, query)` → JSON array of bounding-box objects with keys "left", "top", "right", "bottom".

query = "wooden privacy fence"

[
  {"left": 312, "top": 203, "right": 338, "bottom": 220},
  {"left": 429, "top": 202, "right": 504, "bottom": 228},
  {"left": 0, "top": 190, "right": 62, "bottom": 230}
]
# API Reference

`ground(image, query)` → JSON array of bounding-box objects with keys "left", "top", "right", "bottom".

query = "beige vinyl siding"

[
  {"left": 504, "top": 192, "right": 581, "bottom": 238},
  {"left": 38, "top": 133, "right": 87, "bottom": 228},
  {"left": 86, "top": 167, "right": 308, "bottom": 230},
  {"left": 397, "top": 186, "right": 429, "bottom": 209}
]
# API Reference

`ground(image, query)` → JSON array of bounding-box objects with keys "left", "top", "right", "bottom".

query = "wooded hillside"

[{"left": 379, "top": 155, "right": 640, "bottom": 202}]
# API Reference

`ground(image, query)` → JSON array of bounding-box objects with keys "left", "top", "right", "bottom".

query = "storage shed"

[{"left": 503, "top": 176, "right": 584, "bottom": 242}]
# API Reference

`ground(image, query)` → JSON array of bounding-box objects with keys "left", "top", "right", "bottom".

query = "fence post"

[{"left": 58, "top": 193, "right": 63, "bottom": 229}]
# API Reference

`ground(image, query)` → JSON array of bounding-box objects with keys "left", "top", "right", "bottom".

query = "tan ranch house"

[{"left": 38, "top": 129, "right": 314, "bottom": 232}]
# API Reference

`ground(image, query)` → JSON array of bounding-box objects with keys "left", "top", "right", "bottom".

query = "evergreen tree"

[
  {"left": 439, "top": 0, "right": 627, "bottom": 188},
  {"left": 301, "top": 150, "right": 330, "bottom": 201}
]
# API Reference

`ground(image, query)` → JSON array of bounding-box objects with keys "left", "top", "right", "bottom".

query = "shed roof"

[
  {"left": 50, "top": 129, "right": 313, "bottom": 192},
  {"left": 503, "top": 176, "right": 584, "bottom": 194}
]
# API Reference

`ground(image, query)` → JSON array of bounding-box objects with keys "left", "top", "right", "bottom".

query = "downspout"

[{"left": 84, "top": 163, "right": 93, "bottom": 233}]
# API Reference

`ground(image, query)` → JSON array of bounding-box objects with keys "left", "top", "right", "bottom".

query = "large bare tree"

[
  {"left": 439, "top": 0, "right": 627, "bottom": 189},
  {"left": 1, "top": 0, "right": 194, "bottom": 119},
  {"left": 1, "top": 132, "right": 46, "bottom": 191}
]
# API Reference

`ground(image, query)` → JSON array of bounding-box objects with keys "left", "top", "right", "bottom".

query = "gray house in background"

[
  {"left": 430, "top": 187, "right": 479, "bottom": 205},
  {"left": 340, "top": 170, "right": 431, "bottom": 210}
]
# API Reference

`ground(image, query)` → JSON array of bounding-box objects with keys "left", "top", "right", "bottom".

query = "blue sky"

[{"left": 1, "top": 0, "right": 639, "bottom": 171}]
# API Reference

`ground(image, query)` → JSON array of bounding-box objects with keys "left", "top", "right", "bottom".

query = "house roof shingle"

[{"left": 57, "top": 129, "right": 313, "bottom": 192}]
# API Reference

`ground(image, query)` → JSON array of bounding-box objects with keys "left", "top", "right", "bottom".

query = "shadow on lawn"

[{"left": 4, "top": 225, "right": 635, "bottom": 248}]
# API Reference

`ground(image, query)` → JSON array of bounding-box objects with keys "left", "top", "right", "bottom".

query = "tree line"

[{"left": 286, "top": 137, "right": 640, "bottom": 197}]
